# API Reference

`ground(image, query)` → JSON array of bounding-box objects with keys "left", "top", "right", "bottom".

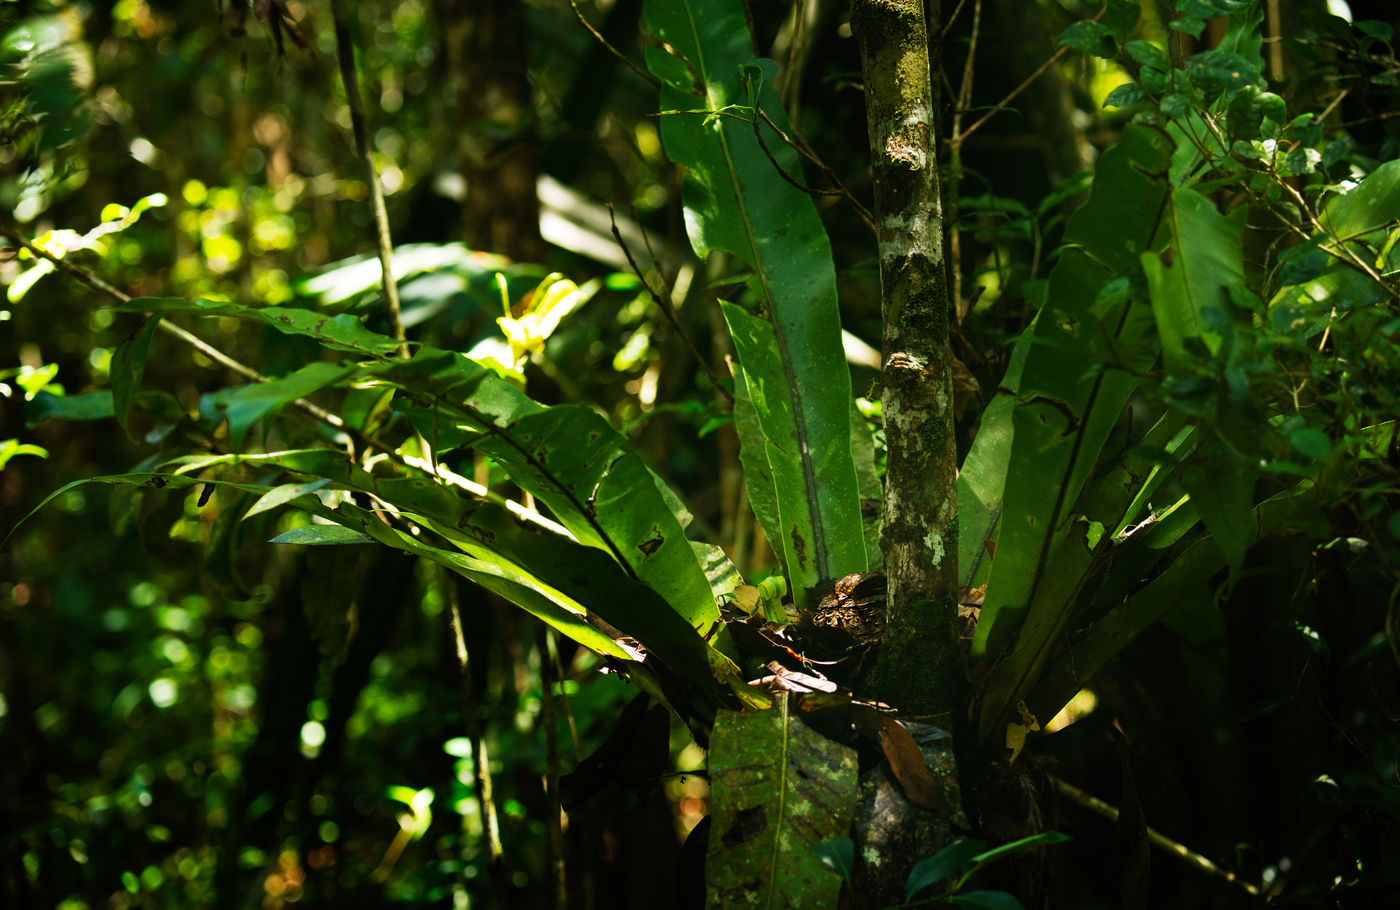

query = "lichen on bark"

[
  {"left": 852, "top": 0, "right": 961, "bottom": 721},
  {"left": 848, "top": 2, "right": 968, "bottom": 900}
]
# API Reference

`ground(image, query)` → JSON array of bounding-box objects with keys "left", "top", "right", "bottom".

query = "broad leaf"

[
  {"left": 209, "top": 448, "right": 743, "bottom": 690},
  {"left": 270, "top": 524, "right": 373, "bottom": 546},
  {"left": 956, "top": 325, "right": 1033, "bottom": 587},
  {"left": 705, "top": 693, "right": 858, "bottom": 909},
  {"left": 365, "top": 347, "right": 723, "bottom": 634},
  {"left": 1320, "top": 158, "right": 1400, "bottom": 239},
  {"left": 1029, "top": 485, "right": 1317, "bottom": 723},
  {"left": 971, "top": 127, "right": 1172, "bottom": 671},
  {"left": 1143, "top": 188, "right": 1246, "bottom": 372},
  {"left": 906, "top": 839, "right": 985, "bottom": 898},
  {"left": 645, "top": 0, "right": 865, "bottom": 604}
]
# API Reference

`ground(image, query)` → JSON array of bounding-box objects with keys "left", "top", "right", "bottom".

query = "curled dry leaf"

[{"left": 879, "top": 715, "right": 946, "bottom": 810}]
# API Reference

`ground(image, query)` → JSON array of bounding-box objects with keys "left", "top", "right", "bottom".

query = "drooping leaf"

[
  {"left": 705, "top": 694, "right": 858, "bottom": 909},
  {"left": 291, "top": 497, "right": 639, "bottom": 662},
  {"left": 948, "top": 890, "right": 1028, "bottom": 910},
  {"left": 905, "top": 839, "right": 986, "bottom": 898},
  {"left": 1319, "top": 158, "right": 1400, "bottom": 239},
  {"left": 645, "top": 0, "right": 866, "bottom": 604},
  {"left": 469, "top": 406, "right": 719, "bottom": 630},
  {"left": 199, "top": 361, "right": 355, "bottom": 450},
  {"left": 245, "top": 479, "right": 332, "bottom": 518},
  {"left": 269, "top": 524, "right": 373, "bottom": 546},
  {"left": 118, "top": 297, "right": 405, "bottom": 356},
  {"left": 110, "top": 316, "right": 161, "bottom": 439},
  {"left": 25, "top": 390, "right": 115, "bottom": 425},
  {"left": 1143, "top": 188, "right": 1245, "bottom": 373},
  {"left": 1029, "top": 484, "right": 1317, "bottom": 723},
  {"left": 192, "top": 448, "right": 747, "bottom": 694},
  {"left": 365, "top": 347, "right": 723, "bottom": 634}
]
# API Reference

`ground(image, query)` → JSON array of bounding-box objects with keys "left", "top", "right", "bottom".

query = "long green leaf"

[
  {"left": 705, "top": 694, "right": 858, "bottom": 909},
  {"left": 974, "top": 413, "right": 1188, "bottom": 741},
  {"left": 1144, "top": 187, "right": 1253, "bottom": 575},
  {"left": 956, "top": 324, "right": 1034, "bottom": 588},
  {"left": 199, "top": 361, "right": 355, "bottom": 450},
  {"left": 304, "top": 345, "right": 724, "bottom": 634},
  {"left": 970, "top": 126, "right": 1173, "bottom": 667},
  {"left": 645, "top": 0, "right": 865, "bottom": 603},
  {"left": 1028, "top": 484, "right": 1316, "bottom": 722},
  {"left": 293, "top": 497, "right": 639, "bottom": 662},
  {"left": 196, "top": 447, "right": 741, "bottom": 688},
  {"left": 119, "top": 297, "right": 404, "bottom": 356},
  {"left": 1144, "top": 188, "right": 1245, "bottom": 372},
  {"left": 730, "top": 356, "right": 783, "bottom": 561}
]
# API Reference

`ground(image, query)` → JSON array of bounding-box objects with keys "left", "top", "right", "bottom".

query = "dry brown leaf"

[{"left": 879, "top": 716, "right": 946, "bottom": 810}]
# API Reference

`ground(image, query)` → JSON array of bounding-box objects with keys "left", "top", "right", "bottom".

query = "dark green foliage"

[{"left": 4, "top": 0, "right": 1400, "bottom": 907}]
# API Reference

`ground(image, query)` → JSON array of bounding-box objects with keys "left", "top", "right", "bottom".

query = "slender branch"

[
  {"left": 953, "top": 6, "right": 1106, "bottom": 148},
  {"left": 941, "top": 0, "right": 971, "bottom": 37},
  {"left": 605, "top": 204, "right": 734, "bottom": 403},
  {"left": 446, "top": 584, "right": 508, "bottom": 904},
  {"left": 330, "top": 0, "right": 408, "bottom": 356},
  {"left": 536, "top": 625, "right": 567, "bottom": 910},
  {"left": 950, "top": 0, "right": 982, "bottom": 143},
  {"left": 1050, "top": 775, "right": 1262, "bottom": 897},
  {"left": 754, "top": 108, "right": 876, "bottom": 231},
  {"left": 568, "top": 0, "right": 660, "bottom": 89}
]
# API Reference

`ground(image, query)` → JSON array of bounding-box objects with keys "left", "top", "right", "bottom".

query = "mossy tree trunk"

[
  {"left": 852, "top": 0, "right": 962, "bottom": 725},
  {"left": 848, "top": 2, "right": 968, "bottom": 905}
]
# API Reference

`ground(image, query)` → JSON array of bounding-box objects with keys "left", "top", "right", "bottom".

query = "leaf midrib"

[{"left": 678, "top": 0, "right": 830, "bottom": 584}]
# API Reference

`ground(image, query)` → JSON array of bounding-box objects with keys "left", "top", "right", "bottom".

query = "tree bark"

[
  {"left": 852, "top": 0, "right": 962, "bottom": 723},
  {"left": 849, "top": 3, "right": 968, "bottom": 905},
  {"left": 438, "top": 0, "right": 544, "bottom": 261}
]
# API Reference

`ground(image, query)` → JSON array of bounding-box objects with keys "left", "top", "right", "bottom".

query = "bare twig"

[
  {"left": 942, "top": 0, "right": 972, "bottom": 38},
  {"left": 447, "top": 584, "right": 509, "bottom": 904},
  {"left": 536, "top": 625, "right": 567, "bottom": 910},
  {"left": 330, "top": 0, "right": 407, "bottom": 356},
  {"left": 951, "top": 0, "right": 983, "bottom": 143},
  {"left": 954, "top": 6, "right": 1106, "bottom": 148},
  {"left": 1050, "top": 775, "right": 1262, "bottom": 897},
  {"left": 753, "top": 108, "right": 876, "bottom": 230},
  {"left": 568, "top": 0, "right": 660, "bottom": 90},
  {"left": 605, "top": 205, "right": 734, "bottom": 403}
]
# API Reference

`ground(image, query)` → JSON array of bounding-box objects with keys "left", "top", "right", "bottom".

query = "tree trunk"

[
  {"left": 438, "top": 0, "right": 544, "bottom": 261},
  {"left": 851, "top": 0, "right": 963, "bottom": 729},
  {"left": 849, "top": 1, "right": 968, "bottom": 904}
]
